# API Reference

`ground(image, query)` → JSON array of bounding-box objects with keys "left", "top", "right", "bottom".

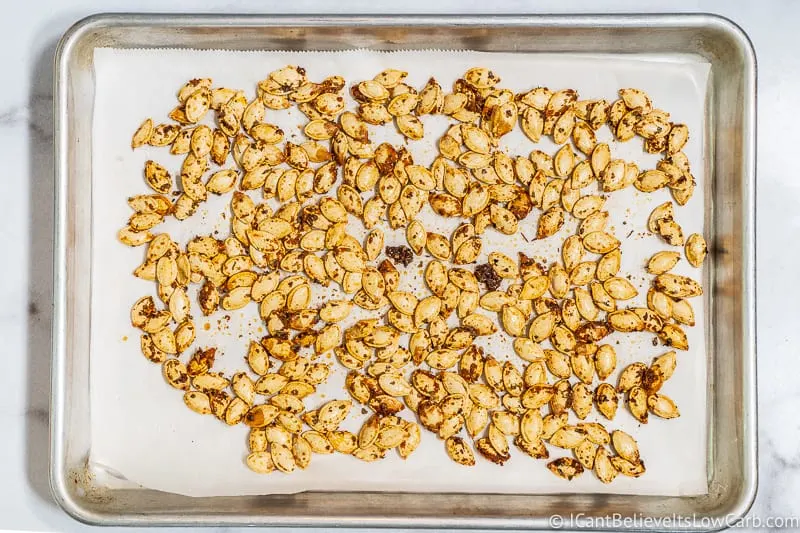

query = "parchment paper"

[{"left": 90, "top": 48, "right": 710, "bottom": 497}]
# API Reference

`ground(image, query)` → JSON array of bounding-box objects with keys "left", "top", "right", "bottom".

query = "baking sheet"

[{"left": 89, "top": 48, "right": 710, "bottom": 497}]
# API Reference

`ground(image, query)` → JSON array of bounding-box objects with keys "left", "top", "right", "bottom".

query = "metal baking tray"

[{"left": 51, "top": 13, "right": 756, "bottom": 529}]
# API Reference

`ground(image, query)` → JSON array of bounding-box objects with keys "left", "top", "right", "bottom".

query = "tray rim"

[{"left": 51, "top": 12, "right": 757, "bottom": 530}]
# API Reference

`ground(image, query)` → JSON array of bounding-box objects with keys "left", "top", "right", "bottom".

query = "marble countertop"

[{"left": 1, "top": 0, "right": 794, "bottom": 531}]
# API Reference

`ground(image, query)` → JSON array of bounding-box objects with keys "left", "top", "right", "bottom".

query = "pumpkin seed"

[
  {"left": 647, "top": 288, "right": 673, "bottom": 320},
  {"left": 668, "top": 124, "right": 690, "bottom": 154},
  {"left": 445, "top": 436, "right": 476, "bottom": 466},
  {"left": 647, "top": 251, "right": 680, "bottom": 274},
  {"left": 575, "top": 438, "right": 598, "bottom": 470},
  {"left": 672, "top": 298, "right": 696, "bottom": 326},
  {"left": 611, "top": 455, "right": 646, "bottom": 478},
  {"left": 536, "top": 207, "right": 564, "bottom": 239},
  {"left": 595, "top": 383, "right": 618, "bottom": 420},
  {"left": 685, "top": 233, "right": 708, "bottom": 267},
  {"left": 426, "top": 232, "right": 451, "bottom": 260},
  {"left": 648, "top": 393, "right": 681, "bottom": 418},
  {"left": 501, "top": 305, "right": 527, "bottom": 337},
  {"left": 183, "top": 391, "right": 211, "bottom": 415},
  {"left": 603, "top": 277, "right": 638, "bottom": 300},
  {"left": 592, "top": 447, "right": 617, "bottom": 483},
  {"left": 611, "top": 430, "right": 640, "bottom": 463},
  {"left": 520, "top": 107, "right": 544, "bottom": 142},
  {"left": 659, "top": 323, "right": 689, "bottom": 350},
  {"left": 547, "top": 457, "right": 584, "bottom": 480},
  {"left": 550, "top": 425, "right": 586, "bottom": 449},
  {"left": 654, "top": 273, "right": 703, "bottom": 298},
  {"left": 608, "top": 310, "right": 644, "bottom": 332},
  {"left": 627, "top": 386, "right": 649, "bottom": 423},
  {"left": 529, "top": 311, "right": 558, "bottom": 342},
  {"left": 475, "top": 436, "right": 509, "bottom": 465}
]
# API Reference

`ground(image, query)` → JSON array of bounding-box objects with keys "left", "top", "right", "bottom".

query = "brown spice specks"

[
  {"left": 474, "top": 263, "right": 502, "bottom": 291},
  {"left": 385, "top": 245, "right": 414, "bottom": 267}
]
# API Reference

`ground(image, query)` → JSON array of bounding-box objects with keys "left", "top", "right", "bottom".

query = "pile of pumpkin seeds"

[{"left": 121, "top": 65, "right": 707, "bottom": 481}]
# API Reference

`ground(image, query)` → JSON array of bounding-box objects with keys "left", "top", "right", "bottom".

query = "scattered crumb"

[
  {"left": 475, "top": 263, "right": 502, "bottom": 291},
  {"left": 385, "top": 245, "right": 413, "bottom": 266}
]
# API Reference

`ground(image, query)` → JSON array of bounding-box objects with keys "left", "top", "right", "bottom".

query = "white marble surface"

[{"left": 0, "top": 0, "right": 793, "bottom": 531}]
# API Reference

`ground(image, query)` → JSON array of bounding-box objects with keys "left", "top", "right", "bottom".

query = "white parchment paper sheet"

[{"left": 90, "top": 49, "right": 710, "bottom": 497}]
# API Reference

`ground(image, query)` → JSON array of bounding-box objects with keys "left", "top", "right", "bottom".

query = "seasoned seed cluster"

[{"left": 121, "top": 65, "right": 706, "bottom": 482}]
